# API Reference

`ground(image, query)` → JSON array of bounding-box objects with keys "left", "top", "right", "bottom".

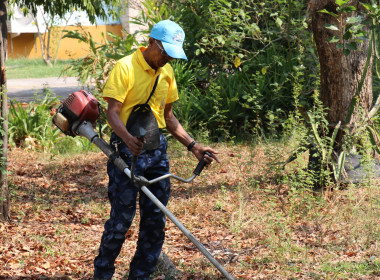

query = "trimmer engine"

[{"left": 53, "top": 90, "right": 100, "bottom": 136}]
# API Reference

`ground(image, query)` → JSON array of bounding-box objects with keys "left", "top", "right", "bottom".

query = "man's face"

[{"left": 151, "top": 39, "right": 173, "bottom": 69}]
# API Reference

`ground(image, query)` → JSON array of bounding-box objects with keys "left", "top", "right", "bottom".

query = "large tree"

[
  {"left": 0, "top": 0, "right": 120, "bottom": 222},
  {"left": 308, "top": 0, "right": 379, "bottom": 182}
]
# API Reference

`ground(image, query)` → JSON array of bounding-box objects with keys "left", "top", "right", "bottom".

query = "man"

[{"left": 93, "top": 20, "right": 219, "bottom": 280}]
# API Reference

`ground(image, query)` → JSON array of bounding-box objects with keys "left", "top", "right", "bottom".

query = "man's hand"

[
  {"left": 191, "top": 143, "right": 220, "bottom": 165},
  {"left": 125, "top": 133, "right": 144, "bottom": 156}
]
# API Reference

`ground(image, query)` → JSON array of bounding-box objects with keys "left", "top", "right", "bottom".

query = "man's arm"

[
  {"left": 164, "top": 103, "right": 220, "bottom": 164},
  {"left": 107, "top": 98, "right": 144, "bottom": 156}
]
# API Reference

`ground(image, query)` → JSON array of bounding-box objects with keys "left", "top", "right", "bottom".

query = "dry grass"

[{"left": 0, "top": 140, "right": 379, "bottom": 280}]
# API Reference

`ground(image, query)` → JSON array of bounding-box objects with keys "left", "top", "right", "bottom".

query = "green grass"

[
  {"left": 321, "top": 259, "right": 380, "bottom": 279},
  {"left": 5, "top": 57, "right": 76, "bottom": 79}
]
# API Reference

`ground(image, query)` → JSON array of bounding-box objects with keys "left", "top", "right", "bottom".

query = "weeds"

[
  {"left": 8, "top": 89, "right": 61, "bottom": 151},
  {"left": 321, "top": 259, "right": 380, "bottom": 279}
]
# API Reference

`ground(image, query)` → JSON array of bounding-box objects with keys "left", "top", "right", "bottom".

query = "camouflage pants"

[{"left": 94, "top": 133, "right": 170, "bottom": 280}]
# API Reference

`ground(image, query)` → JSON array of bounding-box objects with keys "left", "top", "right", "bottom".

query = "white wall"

[{"left": 120, "top": 0, "right": 146, "bottom": 38}]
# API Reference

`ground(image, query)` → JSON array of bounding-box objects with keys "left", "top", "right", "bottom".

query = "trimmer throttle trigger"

[{"left": 193, "top": 152, "right": 212, "bottom": 176}]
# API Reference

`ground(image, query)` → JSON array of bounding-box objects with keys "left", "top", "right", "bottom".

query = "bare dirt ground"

[{"left": 1, "top": 143, "right": 379, "bottom": 280}]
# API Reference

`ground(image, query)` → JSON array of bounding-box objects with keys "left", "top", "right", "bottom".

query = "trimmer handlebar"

[
  {"left": 193, "top": 151, "right": 211, "bottom": 176},
  {"left": 131, "top": 151, "right": 211, "bottom": 188}
]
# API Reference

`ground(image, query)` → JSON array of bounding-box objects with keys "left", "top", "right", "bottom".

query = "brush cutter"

[{"left": 53, "top": 90, "right": 235, "bottom": 280}]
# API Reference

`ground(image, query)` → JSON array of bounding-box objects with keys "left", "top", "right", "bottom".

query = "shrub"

[
  {"left": 162, "top": 0, "right": 318, "bottom": 138},
  {"left": 8, "top": 90, "right": 61, "bottom": 151}
]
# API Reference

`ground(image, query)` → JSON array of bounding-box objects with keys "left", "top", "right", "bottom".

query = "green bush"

[
  {"left": 171, "top": 60, "right": 207, "bottom": 132},
  {"left": 162, "top": 0, "right": 318, "bottom": 138},
  {"left": 8, "top": 90, "right": 61, "bottom": 151}
]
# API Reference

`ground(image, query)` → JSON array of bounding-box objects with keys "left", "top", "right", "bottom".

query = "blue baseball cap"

[{"left": 150, "top": 20, "right": 187, "bottom": 60}]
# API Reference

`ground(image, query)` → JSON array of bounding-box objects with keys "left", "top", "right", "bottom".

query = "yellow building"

[
  {"left": 7, "top": 5, "right": 143, "bottom": 60},
  {"left": 7, "top": 25, "right": 123, "bottom": 59}
]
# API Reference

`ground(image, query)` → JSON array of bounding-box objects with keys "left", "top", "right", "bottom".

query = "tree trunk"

[
  {"left": 310, "top": 0, "right": 373, "bottom": 148},
  {"left": 35, "top": 16, "right": 52, "bottom": 67},
  {"left": 0, "top": 0, "right": 9, "bottom": 222}
]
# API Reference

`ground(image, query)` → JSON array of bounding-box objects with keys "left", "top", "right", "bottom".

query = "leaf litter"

[{"left": 0, "top": 144, "right": 379, "bottom": 280}]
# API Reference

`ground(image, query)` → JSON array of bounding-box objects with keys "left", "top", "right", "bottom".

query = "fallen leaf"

[
  {"left": 345, "top": 251, "right": 356, "bottom": 257},
  {"left": 42, "top": 262, "right": 51, "bottom": 269}
]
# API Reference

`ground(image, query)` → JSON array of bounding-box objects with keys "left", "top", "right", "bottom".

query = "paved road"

[{"left": 6, "top": 77, "right": 89, "bottom": 103}]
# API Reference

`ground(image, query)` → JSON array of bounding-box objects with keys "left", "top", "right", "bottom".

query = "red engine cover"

[{"left": 63, "top": 90, "right": 99, "bottom": 123}]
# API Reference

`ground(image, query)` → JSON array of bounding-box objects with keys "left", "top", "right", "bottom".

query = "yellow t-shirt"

[{"left": 103, "top": 47, "right": 179, "bottom": 129}]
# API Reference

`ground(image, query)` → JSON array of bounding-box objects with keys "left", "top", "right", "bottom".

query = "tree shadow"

[
  {"left": 170, "top": 182, "right": 238, "bottom": 199},
  {"left": 11, "top": 153, "right": 227, "bottom": 208}
]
